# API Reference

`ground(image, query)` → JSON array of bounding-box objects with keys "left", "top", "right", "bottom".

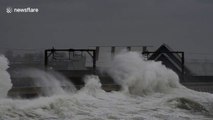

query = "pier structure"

[
  {"left": 8, "top": 44, "right": 213, "bottom": 98},
  {"left": 44, "top": 48, "right": 97, "bottom": 70}
]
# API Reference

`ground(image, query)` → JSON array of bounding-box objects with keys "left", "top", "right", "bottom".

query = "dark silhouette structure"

[
  {"left": 44, "top": 48, "right": 97, "bottom": 70},
  {"left": 143, "top": 44, "right": 189, "bottom": 82}
]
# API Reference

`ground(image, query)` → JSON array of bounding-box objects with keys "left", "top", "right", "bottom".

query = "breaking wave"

[
  {"left": 0, "top": 55, "right": 12, "bottom": 98},
  {"left": 106, "top": 50, "right": 183, "bottom": 95},
  {"left": 0, "top": 52, "right": 213, "bottom": 120},
  {"left": 21, "top": 68, "right": 76, "bottom": 96}
]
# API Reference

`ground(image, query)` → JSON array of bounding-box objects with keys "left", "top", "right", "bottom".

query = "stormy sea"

[{"left": 0, "top": 51, "right": 213, "bottom": 120}]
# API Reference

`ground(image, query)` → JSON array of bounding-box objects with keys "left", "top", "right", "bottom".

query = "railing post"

[
  {"left": 44, "top": 50, "right": 48, "bottom": 69},
  {"left": 181, "top": 52, "right": 185, "bottom": 82},
  {"left": 93, "top": 50, "right": 96, "bottom": 70}
]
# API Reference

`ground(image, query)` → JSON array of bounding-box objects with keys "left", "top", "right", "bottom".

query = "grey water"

[{"left": 0, "top": 52, "right": 213, "bottom": 120}]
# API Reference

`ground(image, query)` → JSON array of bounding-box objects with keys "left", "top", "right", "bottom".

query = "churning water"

[{"left": 0, "top": 52, "right": 213, "bottom": 120}]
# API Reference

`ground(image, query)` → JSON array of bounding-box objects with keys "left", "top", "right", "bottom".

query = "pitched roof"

[{"left": 148, "top": 44, "right": 191, "bottom": 75}]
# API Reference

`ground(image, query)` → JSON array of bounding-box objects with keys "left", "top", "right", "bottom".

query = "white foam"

[
  {"left": 0, "top": 87, "right": 212, "bottom": 120},
  {"left": 106, "top": 50, "right": 183, "bottom": 95},
  {"left": 0, "top": 55, "right": 12, "bottom": 98},
  {"left": 79, "top": 75, "right": 105, "bottom": 97},
  {"left": 22, "top": 69, "right": 76, "bottom": 96},
  {"left": 0, "top": 52, "right": 213, "bottom": 119}
]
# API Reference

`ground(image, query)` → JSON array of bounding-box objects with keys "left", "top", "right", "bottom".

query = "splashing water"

[
  {"left": 22, "top": 69, "right": 76, "bottom": 96},
  {"left": 0, "top": 52, "right": 213, "bottom": 120},
  {"left": 79, "top": 75, "right": 105, "bottom": 97},
  {"left": 0, "top": 55, "right": 12, "bottom": 98},
  {"left": 106, "top": 50, "right": 183, "bottom": 95}
]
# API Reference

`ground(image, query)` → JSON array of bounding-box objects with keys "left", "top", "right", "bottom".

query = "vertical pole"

[
  {"left": 93, "top": 50, "right": 96, "bottom": 70},
  {"left": 95, "top": 46, "right": 99, "bottom": 60},
  {"left": 44, "top": 50, "right": 48, "bottom": 69},
  {"left": 181, "top": 52, "right": 185, "bottom": 82}
]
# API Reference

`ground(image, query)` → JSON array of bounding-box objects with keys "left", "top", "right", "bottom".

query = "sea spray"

[
  {"left": 106, "top": 51, "right": 213, "bottom": 112},
  {"left": 22, "top": 69, "right": 76, "bottom": 96},
  {"left": 106, "top": 50, "right": 183, "bottom": 95},
  {"left": 0, "top": 52, "right": 213, "bottom": 119},
  {"left": 79, "top": 75, "right": 104, "bottom": 96},
  {"left": 0, "top": 55, "right": 12, "bottom": 98}
]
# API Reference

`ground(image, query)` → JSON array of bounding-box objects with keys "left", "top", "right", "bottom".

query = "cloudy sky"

[{"left": 0, "top": 0, "right": 213, "bottom": 59}]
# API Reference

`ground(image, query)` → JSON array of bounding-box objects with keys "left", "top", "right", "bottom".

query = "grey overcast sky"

[{"left": 0, "top": 0, "right": 213, "bottom": 59}]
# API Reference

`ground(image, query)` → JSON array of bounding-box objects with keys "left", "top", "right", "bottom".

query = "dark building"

[{"left": 143, "top": 44, "right": 190, "bottom": 82}]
